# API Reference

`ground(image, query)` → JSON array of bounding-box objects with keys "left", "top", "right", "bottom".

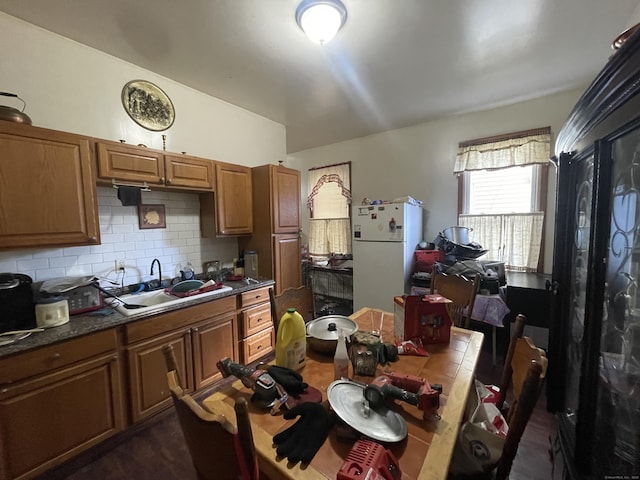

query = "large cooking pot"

[
  {"left": 306, "top": 315, "right": 358, "bottom": 354},
  {"left": 442, "top": 226, "right": 472, "bottom": 245},
  {"left": 0, "top": 93, "right": 32, "bottom": 125}
]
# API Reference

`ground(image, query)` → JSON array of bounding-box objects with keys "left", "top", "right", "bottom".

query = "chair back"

[
  {"left": 430, "top": 270, "right": 480, "bottom": 328},
  {"left": 494, "top": 337, "right": 547, "bottom": 480},
  {"left": 496, "top": 313, "right": 527, "bottom": 411},
  {"left": 269, "top": 285, "right": 315, "bottom": 334},
  {"left": 163, "top": 345, "right": 258, "bottom": 480}
]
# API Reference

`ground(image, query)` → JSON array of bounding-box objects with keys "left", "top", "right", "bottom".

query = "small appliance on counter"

[
  {"left": 0, "top": 272, "right": 36, "bottom": 333},
  {"left": 38, "top": 276, "right": 103, "bottom": 316},
  {"left": 244, "top": 250, "right": 259, "bottom": 279},
  {"left": 35, "top": 296, "right": 69, "bottom": 328}
]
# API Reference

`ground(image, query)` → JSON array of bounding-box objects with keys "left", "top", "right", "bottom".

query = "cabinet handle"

[
  {"left": 90, "top": 236, "right": 98, "bottom": 242},
  {"left": 52, "top": 353, "right": 61, "bottom": 359},
  {"left": 166, "top": 178, "right": 172, "bottom": 184},
  {"left": 160, "top": 177, "right": 165, "bottom": 183},
  {"left": 257, "top": 344, "right": 262, "bottom": 350},
  {"left": 193, "top": 327, "right": 199, "bottom": 332}
]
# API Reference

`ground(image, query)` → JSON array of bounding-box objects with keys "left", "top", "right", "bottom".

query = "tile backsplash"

[{"left": 0, "top": 186, "right": 239, "bottom": 286}]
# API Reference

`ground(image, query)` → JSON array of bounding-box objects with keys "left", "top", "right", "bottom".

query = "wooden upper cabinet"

[
  {"left": 96, "top": 141, "right": 214, "bottom": 191},
  {"left": 164, "top": 154, "right": 214, "bottom": 190},
  {"left": 201, "top": 161, "right": 252, "bottom": 236},
  {"left": 271, "top": 165, "right": 301, "bottom": 233},
  {"left": 96, "top": 140, "right": 165, "bottom": 185},
  {"left": 0, "top": 122, "right": 100, "bottom": 249}
]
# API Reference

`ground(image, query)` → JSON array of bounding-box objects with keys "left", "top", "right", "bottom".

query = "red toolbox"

[{"left": 393, "top": 294, "right": 452, "bottom": 344}]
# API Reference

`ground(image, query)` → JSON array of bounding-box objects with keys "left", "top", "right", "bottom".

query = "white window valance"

[
  {"left": 454, "top": 127, "right": 551, "bottom": 173},
  {"left": 307, "top": 163, "right": 351, "bottom": 218}
]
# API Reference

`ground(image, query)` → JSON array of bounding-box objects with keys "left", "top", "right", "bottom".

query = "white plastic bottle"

[{"left": 334, "top": 328, "right": 350, "bottom": 380}]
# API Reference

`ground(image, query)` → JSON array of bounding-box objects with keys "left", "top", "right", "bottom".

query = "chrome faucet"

[{"left": 150, "top": 258, "right": 162, "bottom": 289}]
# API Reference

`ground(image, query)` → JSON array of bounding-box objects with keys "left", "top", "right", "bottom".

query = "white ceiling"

[{"left": 0, "top": 0, "right": 638, "bottom": 153}]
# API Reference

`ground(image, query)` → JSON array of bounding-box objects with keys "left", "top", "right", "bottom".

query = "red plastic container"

[{"left": 414, "top": 249, "right": 444, "bottom": 271}]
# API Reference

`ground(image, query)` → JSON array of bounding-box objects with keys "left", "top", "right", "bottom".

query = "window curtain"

[
  {"left": 307, "top": 162, "right": 352, "bottom": 256},
  {"left": 459, "top": 213, "right": 544, "bottom": 271},
  {"left": 454, "top": 127, "right": 551, "bottom": 173},
  {"left": 308, "top": 218, "right": 351, "bottom": 256}
]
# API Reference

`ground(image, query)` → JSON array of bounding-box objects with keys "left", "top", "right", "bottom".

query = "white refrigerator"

[{"left": 352, "top": 202, "right": 423, "bottom": 312}]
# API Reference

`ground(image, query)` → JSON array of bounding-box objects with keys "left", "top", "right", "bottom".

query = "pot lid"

[
  {"left": 306, "top": 315, "right": 358, "bottom": 341},
  {"left": 327, "top": 379, "right": 407, "bottom": 442}
]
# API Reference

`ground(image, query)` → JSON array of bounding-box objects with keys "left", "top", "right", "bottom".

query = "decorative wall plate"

[{"left": 121, "top": 80, "right": 175, "bottom": 131}]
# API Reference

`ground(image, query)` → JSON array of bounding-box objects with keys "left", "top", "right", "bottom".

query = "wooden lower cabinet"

[
  {"left": 125, "top": 296, "right": 239, "bottom": 422},
  {"left": 0, "top": 351, "right": 123, "bottom": 480},
  {"left": 192, "top": 312, "right": 237, "bottom": 389},
  {"left": 238, "top": 287, "right": 275, "bottom": 364},
  {"left": 274, "top": 234, "right": 302, "bottom": 294},
  {"left": 126, "top": 329, "right": 192, "bottom": 423}
]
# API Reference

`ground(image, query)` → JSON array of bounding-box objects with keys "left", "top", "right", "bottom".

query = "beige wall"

[
  {"left": 288, "top": 88, "right": 585, "bottom": 273},
  {"left": 0, "top": 13, "right": 285, "bottom": 165},
  {"left": 0, "top": 13, "right": 285, "bottom": 283}
]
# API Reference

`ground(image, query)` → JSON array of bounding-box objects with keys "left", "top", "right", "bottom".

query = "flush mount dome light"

[{"left": 295, "top": 0, "right": 347, "bottom": 45}]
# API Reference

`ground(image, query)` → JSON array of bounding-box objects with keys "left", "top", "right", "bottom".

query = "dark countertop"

[{"left": 0, "top": 279, "right": 274, "bottom": 359}]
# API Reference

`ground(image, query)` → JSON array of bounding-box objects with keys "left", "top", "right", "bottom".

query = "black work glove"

[
  {"left": 273, "top": 402, "right": 335, "bottom": 464},
  {"left": 267, "top": 366, "right": 308, "bottom": 395}
]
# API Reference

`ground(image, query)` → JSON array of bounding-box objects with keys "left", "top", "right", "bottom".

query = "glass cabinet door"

[
  {"left": 596, "top": 130, "right": 640, "bottom": 476},
  {"left": 564, "top": 155, "right": 594, "bottom": 435}
]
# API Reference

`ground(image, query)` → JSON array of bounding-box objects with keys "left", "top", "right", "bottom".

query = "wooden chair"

[
  {"left": 449, "top": 332, "right": 547, "bottom": 480},
  {"left": 495, "top": 313, "right": 527, "bottom": 412},
  {"left": 494, "top": 337, "right": 547, "bottom": 480},
  {"left": 430, "top": 269, "right": 480, "bottom": 329},
  {"left": 162, "top": 345, "right": 259, "bottom": 480},
  {"left": 269, "top": 285, "right": 315, "bottom": 334}
]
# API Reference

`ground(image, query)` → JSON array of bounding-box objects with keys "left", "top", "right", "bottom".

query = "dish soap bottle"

[
  {"left": 334, "top": 328, "right": 350, "bottom": 380},
  {"left": 276, "top": 308, "right": 306, "bottom": 371}
]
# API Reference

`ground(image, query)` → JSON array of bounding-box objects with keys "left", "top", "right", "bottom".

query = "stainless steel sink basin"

[{"left": 107, "top": 285, "right": 233, "bottom": 316}]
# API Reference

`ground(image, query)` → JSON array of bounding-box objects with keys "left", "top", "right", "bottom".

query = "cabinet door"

[
  {"left": 274, "top": 234, "right": 302, "bottom": 294},
  {"left": 0, "top": 122, "right": 100, "bottom": 248},
  {"left": 164, "top": 154, "right": 214, "bottom": 190},
  {"left": 192, "top": 313, "right": 236, "bottom": 389},
  {"left": 0, "top": 353, "right": 123, "bottom": 480},
  {"left": 126, "top": 329, "right": 192, "bottom": 423},
  {"left": 214, "top": 162, "right": 253, "bottom": 235},
  {"left": 271, "top": 166, "right": 301, "bottom": 233},
  {"left": 96, "top": 141, "right": 165, "bottom": 185}
]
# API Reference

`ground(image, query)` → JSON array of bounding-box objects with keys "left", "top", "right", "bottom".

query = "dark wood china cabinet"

[{"left": 549, "top": 30, "right": 640, "bottom": 479}]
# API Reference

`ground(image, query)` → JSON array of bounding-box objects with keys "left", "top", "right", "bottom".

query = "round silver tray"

[{"left": 327, "top": 379, "right": 407, "bottom": 442}]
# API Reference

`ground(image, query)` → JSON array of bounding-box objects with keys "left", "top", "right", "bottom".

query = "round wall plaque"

[{"left": 121, "top": 80, "right": 175, "bottom": 131}]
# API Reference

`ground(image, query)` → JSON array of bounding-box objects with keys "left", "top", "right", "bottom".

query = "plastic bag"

[{"left": 449, "top": 380, "right": 508, "bottom": 475}]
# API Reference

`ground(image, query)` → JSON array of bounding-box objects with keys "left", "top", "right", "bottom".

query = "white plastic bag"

[{"left": 449, "top": 380, "right": 508, "bottom": 475}]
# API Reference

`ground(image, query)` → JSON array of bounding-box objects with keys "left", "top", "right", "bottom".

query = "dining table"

[{"left": 203, "top": 306, "right": 484, "bottom": 480}]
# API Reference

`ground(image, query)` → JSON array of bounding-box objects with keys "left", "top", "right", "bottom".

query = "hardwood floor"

[{"left": 38, "top": 350, "right": 553, "bottom": 480}]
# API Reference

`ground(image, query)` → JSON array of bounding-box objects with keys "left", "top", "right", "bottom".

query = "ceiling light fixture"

[{"left": 295, "top": 0, "right": 347, "bottom": 45}]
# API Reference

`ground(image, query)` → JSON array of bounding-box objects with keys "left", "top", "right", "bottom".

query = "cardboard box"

[{"left": 394, "top": 294, "right": 452, "bottom": 344}]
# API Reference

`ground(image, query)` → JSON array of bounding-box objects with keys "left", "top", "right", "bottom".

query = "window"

[
  {"left": 307, "top": 162, "right": 351, "bottom": 258},
  {"left": 455, "top": 128, "right": 550, "bottom": 272}
]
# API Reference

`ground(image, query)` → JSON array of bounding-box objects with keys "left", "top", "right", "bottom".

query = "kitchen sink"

[{"left": 107, "top": 285, "right": 234, "bottom": 316}]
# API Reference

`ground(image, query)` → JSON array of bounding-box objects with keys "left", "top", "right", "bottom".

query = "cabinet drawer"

[
  {"left": 0, "top": 329, "right": 118, "bottom": 384},
  {"left": 241, "top": 327, "right": 274, "bottom": 364},
  {"left": 242, "top": 302, "right": 272, "bottom": 337},
  {"left": 240, "top": 287, "right": 271, "bottom": 308},
  {"left": 125, "top": 296, "right": 236, "bottom": 344}
]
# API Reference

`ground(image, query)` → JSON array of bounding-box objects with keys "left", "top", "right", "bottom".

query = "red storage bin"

[
  {"left": 414, "top": 249, "right": 444, "bottom": 272},
  {"left": 393, "top": 294, "right": 452, "bottom": 344}
]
